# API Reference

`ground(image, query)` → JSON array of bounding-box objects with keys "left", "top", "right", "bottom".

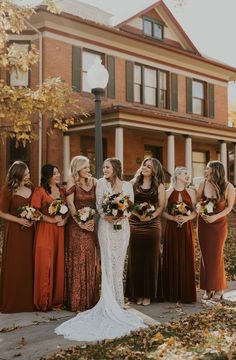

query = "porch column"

[
  {"left": 115, "top": 127, "right": 124, "bottom": 166},
  {"left": 63, "top": 134, "right": 70, "bottom": 182},
  {"left": 234, "top": 143, "right": 236, "bottom": 186},
  {"left": 167, "top": 133, "right": 175, "bottom": 175},
  {"left": 185, "top": 136, "right": 192, "bottom": 177},
  {"left": 220, "top": 141, "right": 227, "bottom": 175}
]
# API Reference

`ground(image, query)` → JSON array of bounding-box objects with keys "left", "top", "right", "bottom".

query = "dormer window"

[{"left": 143, "top": 17, "right": 164, "bottom": 40}]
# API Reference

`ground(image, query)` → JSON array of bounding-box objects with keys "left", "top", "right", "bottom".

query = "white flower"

[
  {"left": 60, "top": 204, "right": 68, "bottom": 214},
  {"left": 80, "top": 214, "right": 87, "bottom": 222},
  {"left": 112, "top": 209, "right": 118, "bottom": 217},
  {"left": 205, "top": 201, "right": 214, "bottom": 214}
]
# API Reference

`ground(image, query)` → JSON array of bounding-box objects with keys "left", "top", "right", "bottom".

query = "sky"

[{"left": 16, "top": 0, "right": 236, "bottom": 108}]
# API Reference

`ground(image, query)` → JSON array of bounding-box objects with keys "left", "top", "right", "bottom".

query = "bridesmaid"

[
  {"left": 125, "top": 157, "right": 165, "bottom": 306},
  {"left": 64, "top": 155, "right": 99, "bottom": 312},
  {"left": 162, "top": 167, "right": 197, "bottom": 303},
  {"left": 32, "top": 164, "right": 67, "bottom": 311},
  {"left": 197, "top": 160, "right": 235, "bottom": 300},
  {"left": 0, "top": 161, "right": 34, "bottom": 313}
]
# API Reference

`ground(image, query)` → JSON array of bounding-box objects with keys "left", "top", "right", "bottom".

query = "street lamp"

[{"left": 87, "top": 58, "right": 109, "bottom": 179}]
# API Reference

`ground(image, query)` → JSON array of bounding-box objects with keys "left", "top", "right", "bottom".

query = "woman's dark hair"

[
  {"left": 40, "top": 164, "right": 58, "bottom": 194},
  {"left": 6, "top": 161, "right": 29, "bottom": 191},
  {"left": 133, "top": 157, "right": 164, "bottom": 194},
  {"left": 208, "top": 160, "right": 227, "bottom": 200},
  {"left": 105, "top": 157, "right": 122, "bottom": 183}
]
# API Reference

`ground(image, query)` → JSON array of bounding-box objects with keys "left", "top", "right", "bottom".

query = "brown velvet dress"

[
  {"left": 64, "top": 183, "right": 100, "bottom": 312},
  {"left": 198, "top": 197, "right": 227, "bottom": 291},
  {"left": 0, "top": 186, "right": 34, "bottom": 313},
  {"left": 125, "top": 186, "right": 161, "bottom": 300},
  {"left": 162, "top": 189, "right": 196, "bottom": 303}
]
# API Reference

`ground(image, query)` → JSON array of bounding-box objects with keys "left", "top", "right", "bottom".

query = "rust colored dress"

[
  {"left": 0, "top": 186, "right": 34, "bottom": 313},
  {"left": 198, "top": 196, "right": 227, "bottom": 291},
  {"left": 162, "top": 189, "right": 196, "bottom": 303},
  {"left": 64, "top": 183, "right": 100, "bottom": 312},
  {"left": 125, "top": 186, "right": 161, "bottom": 300},
  {"left": 31, "top": 187, "right": 65, "bottom": 311}
]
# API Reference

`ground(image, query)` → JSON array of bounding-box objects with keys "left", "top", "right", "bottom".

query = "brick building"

[{"left": 1, "top": 0, "right": 236, "bottom": 185}]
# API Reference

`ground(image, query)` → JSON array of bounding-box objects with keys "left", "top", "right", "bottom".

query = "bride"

[{"left": 55, "top": 158, "right": 146, "bottom": 341}]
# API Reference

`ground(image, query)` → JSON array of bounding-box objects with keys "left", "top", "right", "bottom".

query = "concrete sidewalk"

[{"left": 0, "top": 283, "right": 236, "bottom": 360}]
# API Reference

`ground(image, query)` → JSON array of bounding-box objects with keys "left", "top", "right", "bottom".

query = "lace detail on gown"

[{"left": 55, "top": 178, "right": 146, "bottom": 341}]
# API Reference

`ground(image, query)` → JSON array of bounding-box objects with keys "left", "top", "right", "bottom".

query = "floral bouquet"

[
  {"left": 196, "top": 198, "right": 216, "bottom": 215},
  {"left": 48, "top": 199, "right": 68, "bottom": 216},
  {"left": 17, "top": 205, "right": 42, "bottom": 222},
  {"left": 75, "top": 206, "right": 96, "bottom": 223},
  {"left": 169, "top": 201, "right": 191, "bottom": 228},
  {"left": 133, "top": 201, "right": 155, "bottom": 219},
  {"left": 102, "top": 192, "right": 132, "bottom": 230}
]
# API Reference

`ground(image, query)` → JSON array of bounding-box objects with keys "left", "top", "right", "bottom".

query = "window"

[
  {"left": 9, "top": 42, "right": 30, "bottom": 87},
  {"left": 192, "top": 151, "right": 207, "bottom": 179},
  {"left": 7, "top": 137, "right": 30, "bottom": 169},
  {"left": 143, "top": 17, "right": 164, "bottom": 40},
  {"left": 82, "top": 51, "right": 103, "bottom": 92},
  {"left": 192, "top": 80, "right": 205, "bottom": 115},
  {"left": 133, "top": 64, "right": 169, "bottom": 108}
]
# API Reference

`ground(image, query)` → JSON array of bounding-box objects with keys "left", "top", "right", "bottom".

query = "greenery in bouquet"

[
  {"left": 133, "top": 201, "right": 155, "bottom": 218},
  {"left": 75, "top": 206, "right": 96, "bottom": 223},
  {"left": 48, "top": 199, "right": 68, "bottom": 216},
  {"left": 17, "top": 205, "right": 42, "bottom": 221}
]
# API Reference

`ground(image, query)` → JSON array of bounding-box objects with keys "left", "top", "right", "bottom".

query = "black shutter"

[
  {"left": 209, "top": 83, "right": 215, "bottom": 118},
  {"left": 72, "top": 46, "right": 81, "bottom": 92},
  {"left": 126, "top": 61, "right": 134, "bottom": 102},
  {"left": 171, "top": 73, "right": 178, "bottom": 111},
  {"left": 107, "top": 55, "right": 115, "bottom": 98},
  {"left": 186, "top": 77, "right": 192, "bottom": 113}
]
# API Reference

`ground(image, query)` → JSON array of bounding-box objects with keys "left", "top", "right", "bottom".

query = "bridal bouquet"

[
  {"left": 196, "top": 198, "right": 216, "bottom": 215},
  {"left": 75, "top": 206, "right": 96, "bottom": 223},
  {"left": 170, "top": 201, "right": 191, "bottom": 228},
  {"left": 17, "top": 205, "right": 42, "bottom": 221},
  {"left": 48, "top": 199, "right": 68, "bottom": 216},
  {"left": 102, "top": 192, "right": 132, "bottom": 230},
  {"left": 133, "top": 201, "right": 155, "bottom": 219}
]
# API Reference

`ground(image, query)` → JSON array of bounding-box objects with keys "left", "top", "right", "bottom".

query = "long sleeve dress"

[
  {"left": 162, "top": 188, "right": 196, "bottom": 303},
  {"left": 64, "top": 182, "right": 100, "bottom": 312},
  {"left": 0, "top": 186, "right": 34, "bottom": 313},
  {"left": 55, "top": 178, "right": 146, "bottom": 341},
  {"left": 31, "top": 186, "right": 65, "bottom": 311}
]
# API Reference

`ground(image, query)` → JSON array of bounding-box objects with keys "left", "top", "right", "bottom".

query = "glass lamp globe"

[{"left": 87, "top": 58, "right": 109, "bottom": 90}]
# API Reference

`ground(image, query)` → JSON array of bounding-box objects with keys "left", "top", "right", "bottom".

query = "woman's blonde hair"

[
  {"left": 170, "top": 166, "right": 189, "bottom": 188},
  {"left": 69, "top": 155, "right": 89, "bottom": 183}
]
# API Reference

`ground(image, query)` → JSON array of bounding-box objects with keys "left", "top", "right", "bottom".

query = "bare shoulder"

[
  {"left": 92, "top": 177, "right": 97, "bottom": 186},
  {"left": 158, "top": 183, "right": 165, "bottom": 192},
  {"left": 66, "top": 176, "right": 75, "bottom": 190}
]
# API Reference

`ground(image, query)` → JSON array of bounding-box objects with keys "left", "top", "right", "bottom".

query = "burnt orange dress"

[
  {"left": 198, "top": 196, "right": 227, "bottom": 291},
  {"left": 64, "top": 183, "right": 100, "bottom": 312},
  {"left": 162, "top": 189, "right": 196, "bottom": 303},
  {"left": 0, "top": 186, "right": 34, "bottom": 313},
  {"left": 31, "top": 187, "right": 65, "bottom": 311}
]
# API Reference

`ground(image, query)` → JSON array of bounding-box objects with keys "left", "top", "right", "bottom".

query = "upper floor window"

[
  {"left": 186, "top": 78, "right": 213, "bottom": 117},
  {"left": 9, "top": 42, "right": 30, "bottom": 87},
  {"left": 7, "top": 137, "right": 30, "bottom": 169},
  {"left": 143, "top": 17, "right": 164, "bottom": 40},
  {"left": 82, "top": 51, "right": 103, "bottom": 92},
  {"left": 159, "top": 70, "right": 168, "bottom": 109},
  {"left": 192, "top": 80, "right": 205, "bottom": 115}
]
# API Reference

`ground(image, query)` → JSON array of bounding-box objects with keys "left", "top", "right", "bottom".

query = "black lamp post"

[{"left": 87, "top": 59, "right": 109, "bottom": 179}]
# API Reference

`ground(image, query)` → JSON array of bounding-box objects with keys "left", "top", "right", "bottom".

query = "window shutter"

[
  {"left": 186, "top": 77, "right": 192, "bottom": 113},
  {"left": 156, "top": 70, "right": 160, "bottom": 107},
  {"left": 171, "top": 73, "right": 178, "bottom": 111},
  {"left": 72, "top": 46, "right": 81, "bottom": 92},
  {"left": 107, "top": 55, "right": 115, "bottom": 98},
  {"left": 126, "top": 61, "right": 134, "bottom": 102},
  {"left": 209, "top": 83, "right": 215, "bottom": 118}
]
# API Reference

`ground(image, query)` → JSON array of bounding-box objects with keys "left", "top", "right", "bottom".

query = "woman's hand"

[
  {"left": 139, "top": 214, "right": 153, "bottom": 222},
  {"left": 201, "top": 213, "right": 217, "bottom": 223},
  {"left": 18, "top": 218, "right": 33, "bottom": 227},
  {"left": 104, "top": 215, "right": 116, "bottom": 223},
  {"left": 79, "top": 219, "right": 95, "bottom": 232}
]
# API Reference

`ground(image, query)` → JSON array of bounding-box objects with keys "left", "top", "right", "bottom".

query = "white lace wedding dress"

[{"left": 55, "top": 178, "right": 146, "bottom": 341}]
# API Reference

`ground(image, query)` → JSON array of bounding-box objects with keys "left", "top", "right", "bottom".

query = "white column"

[
  {"left": 115, "top": 127, "right": 124, "bottom": 166},
  {"left": 63, "top": 134, "right": 70, "bottom": 182},
  {"left": 234, "top": 143, "right": 236, "bottom": 186},
  {"left": 167, "top": 133, "right": 175, "bottom": 175},
  {"left": 220, "top": 141, "right": 227, "bottom": 175},
  {"left": 185, "top": 136, "right": 192, "bottom": 178}
]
